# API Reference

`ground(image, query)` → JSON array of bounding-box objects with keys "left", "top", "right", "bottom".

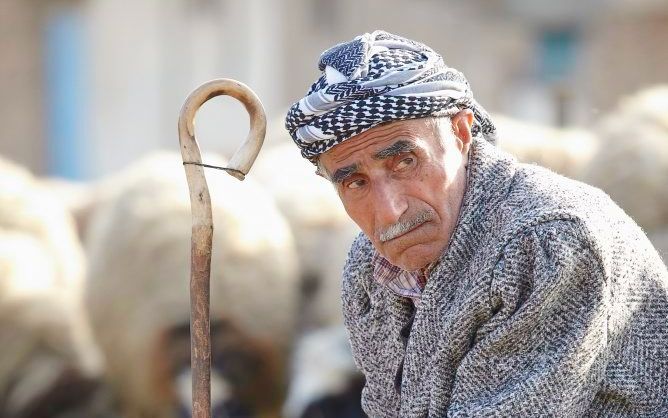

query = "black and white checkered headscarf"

[{"left": 285, "top": 30, "right": 497, "bottom": 162}]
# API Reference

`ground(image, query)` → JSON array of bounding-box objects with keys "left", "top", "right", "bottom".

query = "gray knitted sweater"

[{"left": 341, "top": 138, "right": 668, "bottom": 417}]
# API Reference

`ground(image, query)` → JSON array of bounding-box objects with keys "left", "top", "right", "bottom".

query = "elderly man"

[{"left": 285, "top": 31, "right": 668, "bottom": 417}]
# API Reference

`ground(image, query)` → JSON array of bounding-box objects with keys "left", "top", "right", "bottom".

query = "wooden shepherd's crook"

[{"left": 178, "top": 79, "right": 266, "bottom": 418}]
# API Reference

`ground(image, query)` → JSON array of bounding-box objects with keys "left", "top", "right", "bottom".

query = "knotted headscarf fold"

[{"left": 285, "top": 30, "right": 497, "bottom": 162}]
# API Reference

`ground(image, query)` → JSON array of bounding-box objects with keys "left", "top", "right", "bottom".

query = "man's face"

[{"left": 319, "top": 116, "right": 471, "bottom": 272}]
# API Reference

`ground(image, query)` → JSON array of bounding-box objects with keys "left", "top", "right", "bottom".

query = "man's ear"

[{"left": 451, "top": 109, "right": 474, "bottom": 150}]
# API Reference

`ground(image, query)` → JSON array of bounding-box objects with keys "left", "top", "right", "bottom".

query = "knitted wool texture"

[{"left": 342, "top": 138, "right": 668, "bottom": 417}]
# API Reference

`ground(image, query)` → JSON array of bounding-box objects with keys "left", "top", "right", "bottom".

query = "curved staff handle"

[{"left": 178, "top": 79, "right": 266, "bottom": 418}]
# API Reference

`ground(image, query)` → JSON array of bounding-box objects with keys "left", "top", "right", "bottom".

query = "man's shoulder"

[
  {"left": 493, "top": 161, "right": 659, "bottom": 271},
  {"left": 498, "top": 162, "right": 628, "bottom": 236},
  {"left": 472, "top": 141, "right": 628, "bottom": 251},
  {"left": 513, "top": 163, "right": 611, "bottom": 212}
]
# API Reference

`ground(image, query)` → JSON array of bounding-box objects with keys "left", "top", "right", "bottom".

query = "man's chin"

[{"left": 384, "top": 243, "right": 439, "bottom": 272}]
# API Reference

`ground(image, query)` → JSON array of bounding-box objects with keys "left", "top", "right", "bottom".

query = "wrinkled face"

[{"left": 319, "top": 117, "right": 471, "bottom": 271}]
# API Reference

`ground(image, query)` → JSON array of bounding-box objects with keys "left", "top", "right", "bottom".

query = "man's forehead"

[{"left": 322, "top": 119, "right": 432, "bottom": 166}]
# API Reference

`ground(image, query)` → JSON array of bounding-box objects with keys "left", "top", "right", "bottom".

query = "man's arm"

[
  {"left": 341, "top": 232, "right": 404, "bottom": 417},
  {"left": 446, "top": 219, "right": 609, "bottom": 417}
]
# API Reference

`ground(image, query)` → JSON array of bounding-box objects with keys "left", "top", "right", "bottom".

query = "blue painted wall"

[{"left": 44, "top": 6, "right": 88, "bottom": 179}]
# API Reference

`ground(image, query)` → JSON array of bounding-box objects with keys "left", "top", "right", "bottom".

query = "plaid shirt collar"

[{"left": 371, "top": 251, "right": 432, "bottom": 303}]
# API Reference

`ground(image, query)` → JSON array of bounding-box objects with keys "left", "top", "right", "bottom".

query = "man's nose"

[{"left": 372, "top": 181, "right": 408, "bottom": 226}]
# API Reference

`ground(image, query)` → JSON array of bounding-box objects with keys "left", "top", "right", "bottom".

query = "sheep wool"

[
  {"left": 0, "top": 157, "right": 104, "bottom": 417},
  {"left": 494, "top": 114, "right": 599, "bottom": 179},
  {"left": 252, "top": 139, "right": 359, "bottom": 330},
  {"left": 85, "top": 152, "right": 300, "bottom": 418},
  {"left": 582, "top": 85, "right": 668, "bottom": 231}
]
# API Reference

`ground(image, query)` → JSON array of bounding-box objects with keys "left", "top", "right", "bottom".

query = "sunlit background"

[{"left": 0, "top": 0, "right": 667, "bottom": 417}]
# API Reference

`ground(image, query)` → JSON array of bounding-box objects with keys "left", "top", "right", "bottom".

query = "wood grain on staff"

[{"left": 177, "top": 79, "right": 266, "bottom": 418}]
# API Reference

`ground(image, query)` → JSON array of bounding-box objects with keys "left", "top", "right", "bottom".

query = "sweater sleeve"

[
  {"left": 341, "top": 233, "right": 404, "bottom": 417},
  {"left": 446, "top": 219, "right": 610, "bottom": 417},
  {"left": 341, "top": 232, "right": 374, "bottom": 372}
]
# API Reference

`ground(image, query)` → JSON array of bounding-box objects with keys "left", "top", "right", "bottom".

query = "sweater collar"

[
  {"left": 370, "top": 138, "right": 517, "bottom": 299},
  {"left": 422, "top": 137, "right": 517, "bottom": 298}
]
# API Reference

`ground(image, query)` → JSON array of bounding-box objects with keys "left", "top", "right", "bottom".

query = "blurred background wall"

[{"left": 1, "top": 0, "right": 667, "bottom": 179}]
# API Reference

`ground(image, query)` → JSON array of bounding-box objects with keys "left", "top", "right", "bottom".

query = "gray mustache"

[{"left": 379, "top": 210, "right": 434, "bottom": 242}]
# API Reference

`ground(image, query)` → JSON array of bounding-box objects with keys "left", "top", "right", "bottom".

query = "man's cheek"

[{"left": 343, "top": 208, "right": 374, "bottom": 239}]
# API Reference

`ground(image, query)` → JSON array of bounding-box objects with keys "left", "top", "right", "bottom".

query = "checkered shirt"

[{"left": 371, "top": 252, "right": 428, "bottom": 303}]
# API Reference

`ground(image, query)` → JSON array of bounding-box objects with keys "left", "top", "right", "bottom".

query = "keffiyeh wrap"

[{"left": 285, "top": 30, "right": 497, "bottom": 162}]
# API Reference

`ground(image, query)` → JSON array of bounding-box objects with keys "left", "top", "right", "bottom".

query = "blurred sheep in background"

[
  {"left": 494, "top": 114, "right": 599, "bottom": 179},
  {"left": 581, "top": 85, "right": 668, "bottom": 233},
  {"left": 282, "top": 326, "right": 364, "bottom": 418},
  {"left": 83, "top": 153, "right": 300, "bottom": 418},
  {"left": 252, "top": 118, "right": 360, "bottom": 330},
  {"left": 0, "top": 157, "right": 113, "bottom": 418},
  {"left": 252, "top": 118, "right": 364, "bottom": 418}
]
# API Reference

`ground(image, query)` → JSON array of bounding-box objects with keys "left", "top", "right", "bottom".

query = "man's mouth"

[
  {"left": 385, "top": 221, "right": 428, "bottom": 242},
  {"left": 379, "top": 211, "right": 434, "bottom": 243}
]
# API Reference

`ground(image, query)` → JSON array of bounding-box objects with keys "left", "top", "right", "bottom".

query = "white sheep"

[
  {"left": 84, "top": 152, "right": 300, "bottom": 418},
  {"left": 494, "top": 114, "right": 599, "bottom": 179},
  {"left": 0, "top": 157, "right": 107, "bottom": 417},
  {"left": 581, "top": 85, "right": 668, "bottom": 232},
  {"left": 251, "top": 126, "right": 360, "bottom": 331},
  {"left": 252, "top": 120, "right": 364, "bottom": 418}
]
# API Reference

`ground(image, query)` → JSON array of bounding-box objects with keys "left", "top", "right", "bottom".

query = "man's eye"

[
  {"left": 395, "top": 156, "right": 415, "bottom": 171},
  {"left": 346, "top": 179, "right": 366, "bottom": 189}
]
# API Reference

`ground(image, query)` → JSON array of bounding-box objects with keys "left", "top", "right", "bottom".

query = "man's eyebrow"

[
  {"left": 331, "top": 163, "right": 359, "bottom": 184},
  {"left": 373, "top": 140, "right": 417, "bottom": 160}
]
